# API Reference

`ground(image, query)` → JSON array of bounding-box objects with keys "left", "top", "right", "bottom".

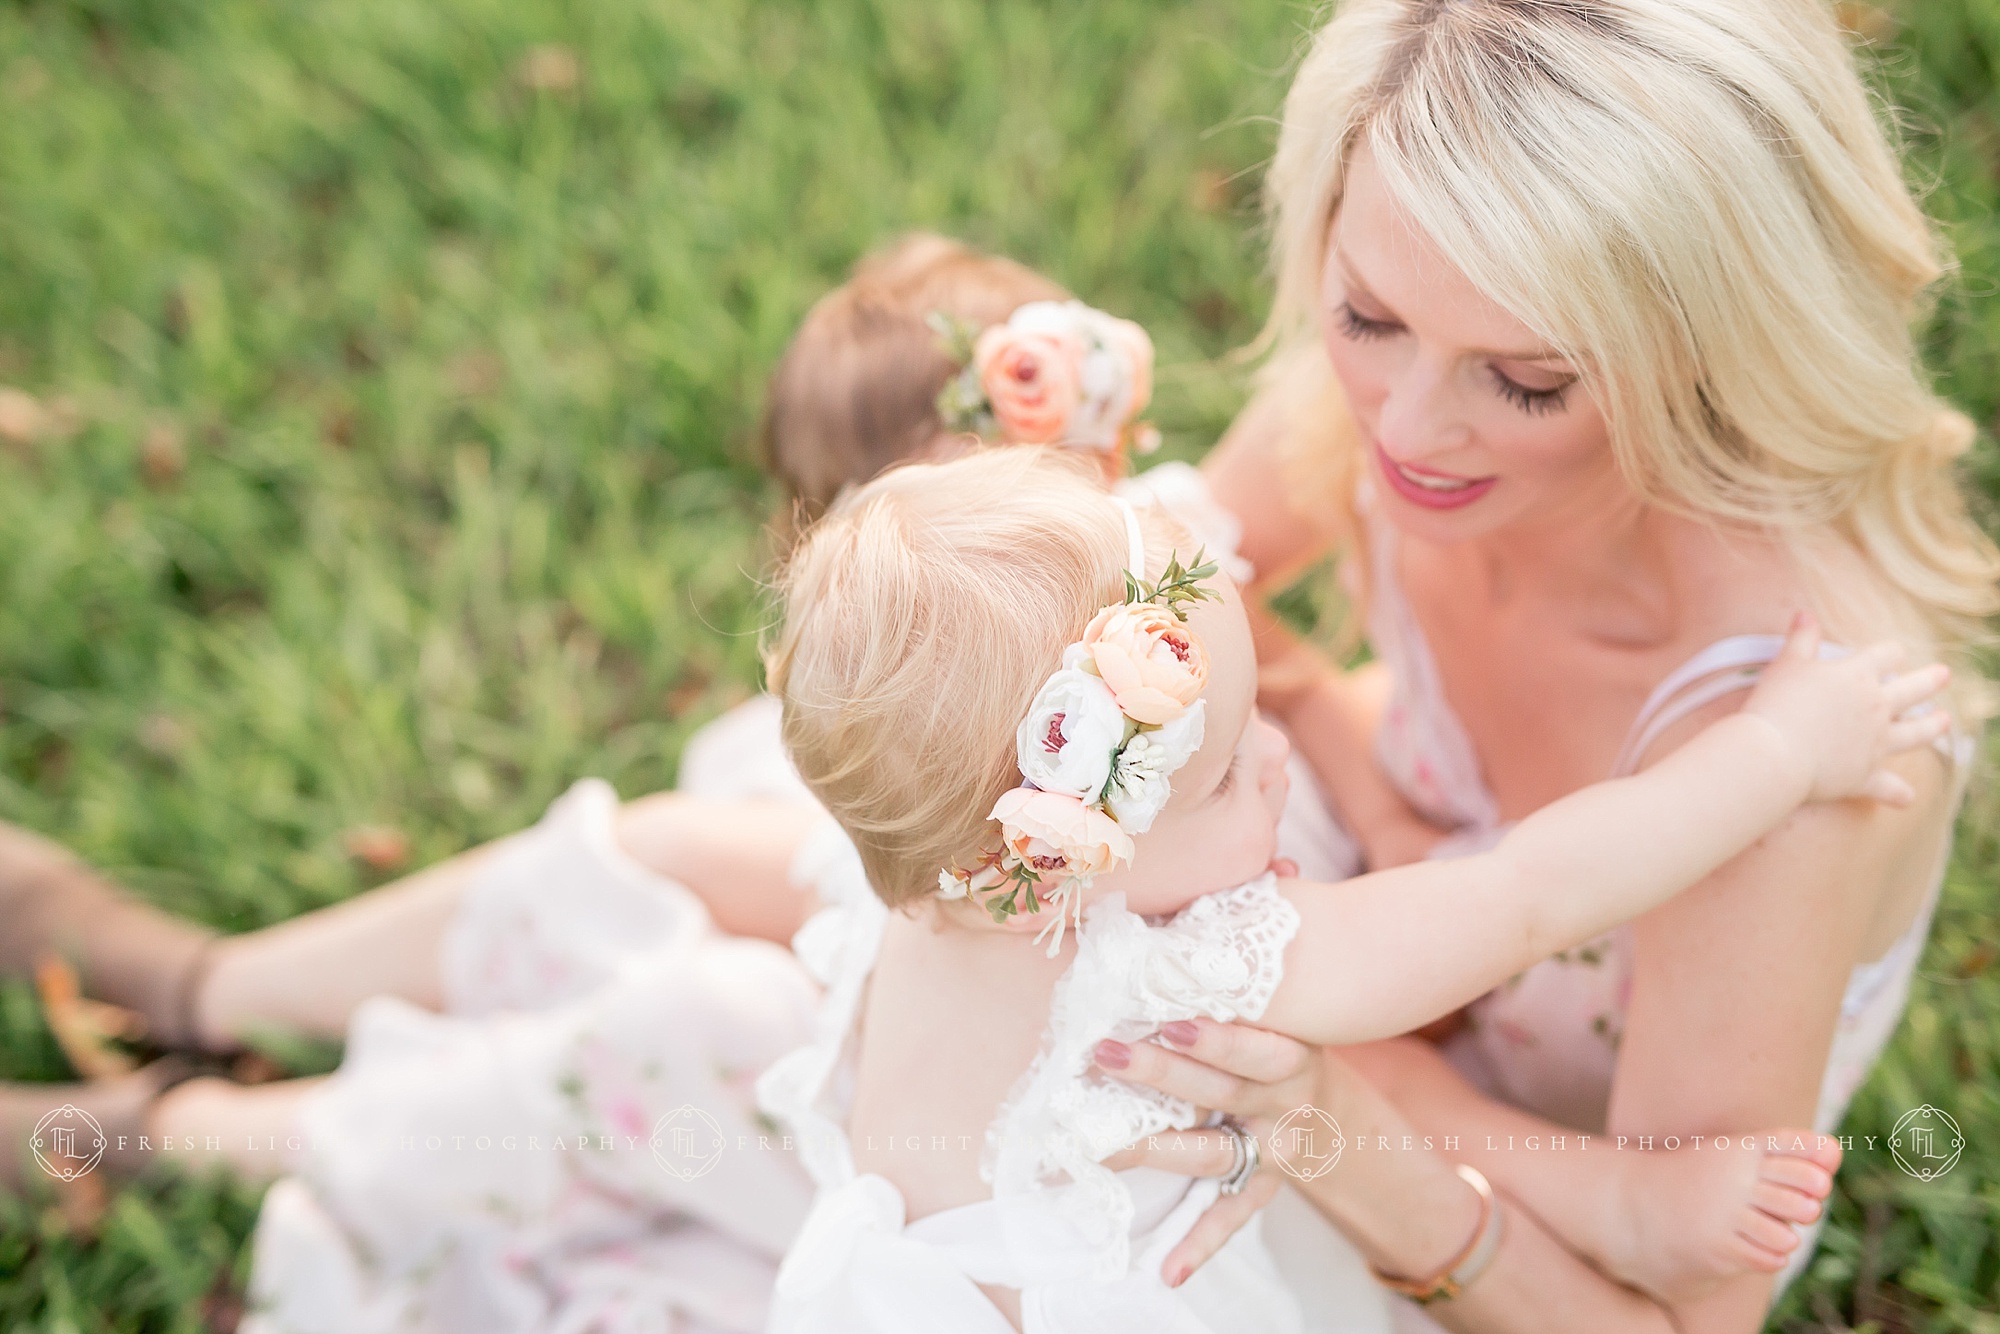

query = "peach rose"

[
  {"left": 1077, "top": 602, "right": 1209, "bottom": 725},
  {"left": 990, "top": 787, "right": 1134, "bottom": 882},
  {"left": 974, "top": 325, "right": 1083, "bottom": 444}
]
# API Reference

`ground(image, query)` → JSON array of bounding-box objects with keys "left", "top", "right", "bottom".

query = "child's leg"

[
  {"left": 194, "top": 793, "right": 827, "bottom": 1050},
  {"left": 143, "top": 1076, "right": 325, "bottom": 1184},
  {"left": 193, "top": 846, "right": 493, "bottom": 1049},
  {"left": 612, "top": 794, "right": 826, "bottom": 944},
  {"left": 0, "top": 822, "right": 217, "bottom": 1048},
  {"left": 1342, "top": 1037, "right": 1839, "bottom": 1304}
]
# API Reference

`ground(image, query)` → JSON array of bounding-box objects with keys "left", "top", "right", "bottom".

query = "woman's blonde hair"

[
  {"left": 1266, "top": 0, "right": 1997, "bottom": 663},
  {"left": 766, "top": 448, "right": 1178, "bottom": 907}
]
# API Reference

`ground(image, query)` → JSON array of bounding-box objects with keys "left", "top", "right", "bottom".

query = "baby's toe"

[
  {"left": 1759, "top": 1153, "right": 1834, "bottom": 1201},
  {"left": 1736, "top": 1208, "right": 1801, "bottom": 1258},
  {"left": 1751, "top": 1178, "right": 1824, "bottom": 1226},
  {"left": 1731, "top": 1236, "right": 1790, "bottom": 1274},
  {"left": 1766, "top": 1128, "right": 1842, "bottom": 1175}
]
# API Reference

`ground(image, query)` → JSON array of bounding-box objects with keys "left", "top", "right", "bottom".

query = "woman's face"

[{"left": 1319, "top": 147, "right": 1621, "bottom": 544}]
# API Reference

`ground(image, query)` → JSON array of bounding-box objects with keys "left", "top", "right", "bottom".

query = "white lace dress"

[
  {"left": 239, "top": 465, "right": 1377, "bottom": 1333},
  {"left": 758, "top": 842, "right": 1312, "bottom": 1334}
]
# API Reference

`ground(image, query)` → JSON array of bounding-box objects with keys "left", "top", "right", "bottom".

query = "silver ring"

[{"left": 1218, "top": 1120, "right": 1261, "bottom": 1196}]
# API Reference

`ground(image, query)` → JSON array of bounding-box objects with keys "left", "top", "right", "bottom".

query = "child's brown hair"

[{"left": 760, "top": 234, "right": 1068, "bottom": 527}]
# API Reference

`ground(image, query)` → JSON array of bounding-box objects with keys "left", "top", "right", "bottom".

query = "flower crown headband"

[
  {"left": 930, "top": 300, "right": 1162, "bottom": 455},
  {"left": 939, "top": 498, "right": 1219, "bottom": 955}
]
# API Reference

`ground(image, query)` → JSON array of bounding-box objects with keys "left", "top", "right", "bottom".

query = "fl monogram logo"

[{"left": 32, "top": 1104, "right": 107, "bottom": 1182}]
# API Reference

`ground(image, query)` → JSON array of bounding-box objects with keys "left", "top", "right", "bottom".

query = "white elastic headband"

[{"left": 1113, "top": 496, "right": 1145, "bottom": 577}]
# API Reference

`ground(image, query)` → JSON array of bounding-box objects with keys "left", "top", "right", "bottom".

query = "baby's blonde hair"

[
  {"left": 766, "top": 449, "right": 1178, "bottom": 908},
  {"left": 1267, "top": 0, "right": 1998, "bottom": 666}
]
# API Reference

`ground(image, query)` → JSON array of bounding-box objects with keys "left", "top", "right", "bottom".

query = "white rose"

[
  {"left": 1016, "top": 668, "right": 1128, "bottom": 801},
  {"left": 1066, "top": 308, "right": 1138, "bottom": 450},
  {"left": 1003, "top": 300, "right": 1084, "bottom": 340},
  {"left": 1104, "top": 701, "right": 1206, "bottom": 834}
]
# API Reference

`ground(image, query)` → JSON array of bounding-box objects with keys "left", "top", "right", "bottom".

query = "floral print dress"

[
  {"left": 1360, "top": 497, "right": 1969, "bottom": 1310},
  {"left": 242, "top": 701, "right": 826, "bottom": 1334}
]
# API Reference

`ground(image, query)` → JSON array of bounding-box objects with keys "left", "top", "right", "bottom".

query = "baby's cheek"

[{"left": 1217, "top": 801, "right": 1279, "bottom": 883}]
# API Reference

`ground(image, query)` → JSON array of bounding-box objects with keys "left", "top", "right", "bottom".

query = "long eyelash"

[
  {"left": 1491, "top": 369, "right": 1571, "bottom": 417},
  {"left": 1337, "top": 303, "right": 1398, "bottom": 341},
  {"left": 1211, "top": 755, "right": 1240, "bottom": 800}
]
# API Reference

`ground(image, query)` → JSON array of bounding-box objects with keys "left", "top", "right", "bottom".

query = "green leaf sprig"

[
  {"left": 928, "top": 311, "right": 997, "bottom": 437},
  {"left": 981, "top": 861, "right": 1047, "bottom": 925},
  {"left": 1124, "top": 547, "right": 1222, "bottom": 622}
]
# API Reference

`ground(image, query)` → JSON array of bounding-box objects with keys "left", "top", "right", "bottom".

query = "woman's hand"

[{"left": 1095, "top": 1017, "right": 1323, "bottom": 1285}]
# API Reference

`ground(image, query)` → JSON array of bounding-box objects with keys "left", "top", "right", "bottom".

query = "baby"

[{"left": 757, "top": 448, "right": 1949, "bottom": 1332}]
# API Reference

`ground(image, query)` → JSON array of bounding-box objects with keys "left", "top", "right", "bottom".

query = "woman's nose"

[{"left": 1374, "top": 356, "right": 1471, "bottom": 462}]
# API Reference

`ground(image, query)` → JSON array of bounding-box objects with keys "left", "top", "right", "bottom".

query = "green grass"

[{"left": 0, "top": 0, "right": 1992, "bottom": 1328}]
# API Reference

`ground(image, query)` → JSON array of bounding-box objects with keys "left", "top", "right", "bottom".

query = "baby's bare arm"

[
  {"left": 1259, "top": 620, "right": 1949, "bottom": 1046},
  {"left": 1260, "top": 710, "right": 1813, "bottom": 1045}
]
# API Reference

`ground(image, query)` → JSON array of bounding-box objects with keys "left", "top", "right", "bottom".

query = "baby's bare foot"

[{"left": 1596, "top": 1128, "right": 1841, "bottom": 1303}]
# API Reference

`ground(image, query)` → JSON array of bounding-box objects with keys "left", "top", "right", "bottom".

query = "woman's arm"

[
  {"left": 1261, "top": 630, "right": 1946, "bottom": 1045},
  {"left": 1255, "top": 616, "right": 1450, "bottom": 870},
  {"left": 1101, "top": 1026, "right": 1677, "bottom": 1333},
  {"left": 1604, "top": 735, "right": 1955, "bottom": 1332}
]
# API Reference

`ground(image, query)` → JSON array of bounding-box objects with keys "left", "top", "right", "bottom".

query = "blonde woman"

[{"left": 1099, "top": 2, "right": 1997, "bottom": 1331}]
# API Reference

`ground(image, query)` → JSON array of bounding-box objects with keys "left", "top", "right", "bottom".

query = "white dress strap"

[
  {"left": 1608, "top": 632, "right": 1968, "bottom": 780},
  {"left": 1609, "top": 634, "right": 1789, "bottom": 778}
]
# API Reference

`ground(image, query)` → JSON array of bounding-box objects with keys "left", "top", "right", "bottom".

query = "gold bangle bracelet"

[{"left": 1368, "top": 1163, "right": 1507, "bottom": 1306}]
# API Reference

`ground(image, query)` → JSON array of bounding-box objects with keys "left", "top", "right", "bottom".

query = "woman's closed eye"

[
  {"left": 1489, "top": 367, "right": 1574, "bottom": 416},
  {"left": 1340, "top": 300, "right": 1577, "bottom": 416},
  {"left": 1336, "top": 302, "right": 1399, "bottom": 342}
]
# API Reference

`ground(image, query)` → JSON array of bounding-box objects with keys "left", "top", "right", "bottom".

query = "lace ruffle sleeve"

[{"left": 984, "top": 874, "right": 1300, "bottom": 1279}]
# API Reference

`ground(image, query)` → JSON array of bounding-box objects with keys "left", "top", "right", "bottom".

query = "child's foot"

[
  {"left": 0, "top": 823, "right": 220, "bottom": 1050},
  {"left": 1596, "top": 1127, "right": 1841, "bottom": 1303},
  {"left": 0, "top": 1058, "right": 194, "bottom": 1196}
]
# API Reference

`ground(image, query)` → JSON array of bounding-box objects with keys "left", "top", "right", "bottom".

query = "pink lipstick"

[{"left": 1373, "top": 441, "right": 1497, "bottom": 510}]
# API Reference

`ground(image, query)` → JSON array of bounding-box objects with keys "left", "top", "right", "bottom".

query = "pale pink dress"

[{"left": 1359, "top": 505, "right": 1969, "bottom": 1318}]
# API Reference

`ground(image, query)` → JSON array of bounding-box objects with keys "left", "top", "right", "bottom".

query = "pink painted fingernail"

[
  {"left": 1161, "top": 1021, "right": 1199, "bottom": 1047},
  {"left": 1095, "top": 1040, "right": 1131, "bottom": 1070},
  {"left": 1167, "top": 1264, "right": 1189, "bottom": 1288}
]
